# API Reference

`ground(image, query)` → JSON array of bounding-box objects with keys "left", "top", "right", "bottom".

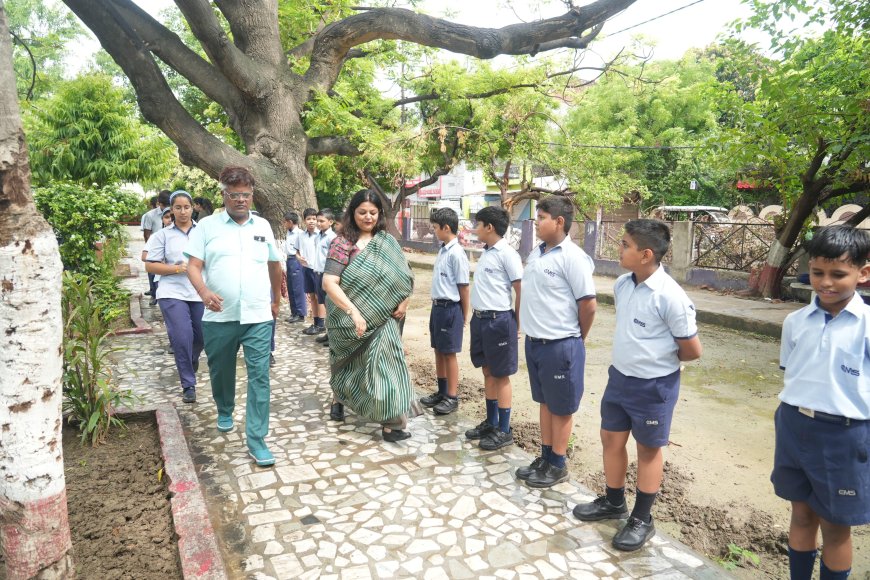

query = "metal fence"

[
  {"left": 691, "top": 221, "right": 790, "bottom": 272},
  {"left": 596, "top": 220, "right": 674, "bottom": 264}
]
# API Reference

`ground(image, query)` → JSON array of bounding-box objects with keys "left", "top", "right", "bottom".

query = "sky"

[{"left": 73, "top": 0, "right": 762, "bottom": 70}]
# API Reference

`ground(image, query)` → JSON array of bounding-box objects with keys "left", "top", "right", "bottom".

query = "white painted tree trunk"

[{"left": 0, "top": 5, "right": 74, "bottom": 578}]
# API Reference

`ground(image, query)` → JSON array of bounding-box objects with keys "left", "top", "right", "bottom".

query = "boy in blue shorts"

[
  {"left": 466, "top": 206, "right": 523, "bottom": 450},
  {"left": 573, "top": 219, "right": 701, "bottom": 551},
  {"left": 420, "top": 207, "right": 470, "bottom": 415},
  {"left": 311, "top": 208, "right": 336, "bottom": 341},
  {"left": 770, "top": 225, "right": 870, "bottom": 580},
  {"left": 283, "top": 211, "right": 306, "bottom": 324},
  {"left": 298, "top": 208, "right": 321, "bottom": 334},
  {"left": 517, "top": 196, "right": 597, "bottom": 488}
]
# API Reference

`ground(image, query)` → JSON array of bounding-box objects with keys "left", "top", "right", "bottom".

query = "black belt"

[
  {"left": 473, "top": 309, "right": 510, "bottom": 319},
  {"left": 528, "top": 336, "right": 573, "bottom": 344},
  {"left": 432, "top": 299, "right": 458, "bottom": 307},
  {"left": 287, "top": 255, "right": 297, "bottom": 259},
  {"left": 788, "top": 404, "right": 864, "bottom": 426}
]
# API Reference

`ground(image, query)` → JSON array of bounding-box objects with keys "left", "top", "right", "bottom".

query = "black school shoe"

[
  {"left": 303, "top": 324, "right": 325, "bottom": 335},
  {"left": 572, "top": 496, "right": 628, "bottom": 521},
  {"left": 433, "top": 396, "right": 459, "bottom": 415},
  {"left": 465, "top": 420, "right": 496, "bottom": 440},
  {"left": 612, "top": 516, "right": 656, "bottom": 551},
  {"left": 479, "top": 429, "right": 513, "bottom": 451},
  {"left": 420, "top": 391, "right": 444, "bottom": 407},
  {"left": 315, "top": 333, "right": 329, "bottom": 343},
  {"left": 181, "top": 387, "right": 196, "bottom": 403},
  {"left": 515, "top": 456, "right": 546, "bottom": 481},
  {"left": 269, "top": 354, "right": 275, "bottom": 367},
  {"left": 525, "top": 462, "right": 569, "bottom": 488},
  {"left": 286, "top": 315, "right": 304, "bottom": 323}
]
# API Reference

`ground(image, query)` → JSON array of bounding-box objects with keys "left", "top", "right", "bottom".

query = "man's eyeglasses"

[{"left": 225, "top": 191, "right": 253, "bottom": 201}]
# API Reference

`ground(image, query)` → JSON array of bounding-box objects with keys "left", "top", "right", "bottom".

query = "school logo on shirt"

[
  {"left": 543, "top": 268, "right": 557, "bottom": 278},
  {"left": 633, "top": 318, "right": 647, "bottom": 328},
  {"left": 484, "top": 267, "right": 494, "bottom": 273},
  {"left": 841, "top": 364, "right": 860, "bottom": 377},
  {"left": 440, "top": 272, "right": 448, "bottom": 278}
]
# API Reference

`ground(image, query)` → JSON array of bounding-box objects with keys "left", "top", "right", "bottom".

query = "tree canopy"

[
  {"left": 59, "top": 0, "right": 639, "bottom": 225},
  {"left": 23, "top": 74, "right": 175, "bottom": 187}
]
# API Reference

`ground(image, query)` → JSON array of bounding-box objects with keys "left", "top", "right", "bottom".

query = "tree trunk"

[
  {"left": 753, "top": 186, "right": 819, "bottom": 298},
  {"left": 0, "top": 6, "right": 73, "bottom": 579}
]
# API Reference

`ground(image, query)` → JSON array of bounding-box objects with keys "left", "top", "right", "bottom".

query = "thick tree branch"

[
  {"left": 173, "top": 0, "right": 262, "bottom": 94},
  {"left": 105, "top": 0, "right": 245, "bottom": 125},
  {"left": 214, "top": 0, "right": 285, "bottom": 65},
  {"left": 801, "top": 137, "right": 828, "bottom": 186},
  {"left": 304, "top": 0, "right": 638, "bottom": 93},
  {"left": 844, "top": 204, "right": 870, "bottom": 227},
  {"left": 306, "top": 136, "right": 360, "bottom": 157},
  {"left": 63, "top": 0, "right": 246, "bottom": 178}
]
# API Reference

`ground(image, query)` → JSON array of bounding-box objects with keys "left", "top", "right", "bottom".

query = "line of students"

[
  {"left": 418, "top": 203, "right": 870, "bottom": 575},
  {"left": 418, "top": 199, "right": 701, "bottom": 553}
]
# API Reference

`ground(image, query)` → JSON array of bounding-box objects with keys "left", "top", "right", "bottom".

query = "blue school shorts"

[
  {"left": 314, "top": 272, "right": 326, "bottom": 305},
  {"left": 303, "top": 266, "right": 317, "bottom": 294},
  {"left": 430, "top": 301, "right": 463, "bottom": 354},
  {"left": 470, "top": 310, "right": 518, "bottom": 378},
  {"left": 771, "top": 403, "right": 870, "bottom": 526},
  {"left": 525, "top": 336, "right": 584, "bottom": 416},
  {"left": 600, "top": 366, "right": 680, "bottom": 448}
]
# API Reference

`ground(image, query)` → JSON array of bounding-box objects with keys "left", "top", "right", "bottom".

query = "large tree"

[
  {"left": 722, "top": 1, "right": 869, "bottom": 297},
  {"left": 0, "top": 3, "right": 73, "bottom": 579},
  {"left": 61, "top": 0, "right": 638, "bottom": 228}
]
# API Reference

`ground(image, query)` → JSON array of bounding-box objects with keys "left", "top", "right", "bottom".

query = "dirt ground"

[
  {"left": 63, "top": 416, "right": 181, "bottom": 579},
  {"left": 403, "top": 265, "right": 870, "bottom": 578}
]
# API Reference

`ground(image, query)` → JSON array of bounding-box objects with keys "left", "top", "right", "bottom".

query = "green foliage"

[
  {"left": 716, "top": 28, "right": 870, "bottom": 212},
  {"left": 168, "top": 163, "right": 223, "bottom": 208},
  {"left": 34, "top": 182, "right": 135, "bottom": 274},
  {"left": 560, "top": 53, "right": 737, "bottom": 210},
  {"left": 6, "top": 0, "right": 83, "bottom": 100},
  {"left": 23, "top": 74, "right": 175, "bottom": 187},
  {"left": 717, "top": 543, "right": 760, "bottom": 571},
  {"left": 61, "top": 272, "right": 137, "bottom": 445}
]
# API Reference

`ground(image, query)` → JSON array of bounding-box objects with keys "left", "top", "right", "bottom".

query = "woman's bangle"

[{"left": 175, "top": 265, "right": 181, "bottom": 274}]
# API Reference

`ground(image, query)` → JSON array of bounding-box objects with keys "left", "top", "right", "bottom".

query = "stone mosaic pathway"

[{"left": 114, "top": 232, "right": 730, "bottom": 579}]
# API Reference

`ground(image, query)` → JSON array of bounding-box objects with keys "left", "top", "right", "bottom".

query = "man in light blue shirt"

[{"left": 186, "top": 166, "right": 283, "bottom": 467}]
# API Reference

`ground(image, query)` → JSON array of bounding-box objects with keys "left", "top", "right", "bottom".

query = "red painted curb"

[
  {"left": 155, "top": 404, "right": 228, "bottom": 580},
  {"left": 109, "top": 293, "right": 152, "bottom": 336}
]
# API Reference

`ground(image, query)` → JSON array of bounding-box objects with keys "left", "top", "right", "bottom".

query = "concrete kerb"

[
  {"left": 109, "top": 292, "right": 153, "bottom": 336},
  {"left": 155, "top": 404, "right": 229, "bottom": 580}
]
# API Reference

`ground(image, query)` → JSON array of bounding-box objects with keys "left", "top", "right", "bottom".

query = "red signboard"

[{"left": 405, "top": 177, "right": 442, "bottom": 199}]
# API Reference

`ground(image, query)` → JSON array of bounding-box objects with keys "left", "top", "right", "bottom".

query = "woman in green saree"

[{"left": 321, "top": 189, "right": 415, "bottom": 441}]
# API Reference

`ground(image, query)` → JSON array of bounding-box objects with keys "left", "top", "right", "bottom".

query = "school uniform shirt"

[
  {"left": 471, "top": 238, "right": 523, "bottom": 312},
  {"left": 520, "top": 237, "right": 595, "bottom": 340},
  {"left": 611, "top": 266, "right": 697, "bottom": 379},
  {"left": 312, "top": 228, "right": 337, "bottom": 273},
  {"left": 184, "top": 210, "right": 281, "bottom": 325},
  {"left": 141, "top": 207, "right": 163, "bottom": 233},
  {"left": 283, "top": 227, "right": 301, "bottom": 259},
  {"left": 431, "top": 238, "right": 470, "bottom": 301},
  {"left": 144, "top": 223, "right": 201, "bottom": 302},
  {"left": 779, "top": 293, "right": 870, "bottom": 420},
  {"left": 298, "top": 229, "right": 320, "bottom": 266}
]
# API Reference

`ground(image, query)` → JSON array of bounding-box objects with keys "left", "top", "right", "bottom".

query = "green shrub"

[
  {"left": 61, "top": 272, "right": 137, "bottom": 445},
  {"left": 34, "top": 182, "right": 132, "bottom": 273},
  {"left": 35, "top": 182, "right": 133, "bottom": 325}
]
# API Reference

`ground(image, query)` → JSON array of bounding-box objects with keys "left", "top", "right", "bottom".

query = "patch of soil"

[
  {"left": 63, "top": 416, "right": 181, "bottom": 580},
  {"left": 580, "top": 461, "right": 788, "bottom": 578}
]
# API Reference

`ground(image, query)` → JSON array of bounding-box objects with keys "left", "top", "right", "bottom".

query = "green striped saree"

[{"left": 327, "top": 232, "right": 414, "bottom": 423}]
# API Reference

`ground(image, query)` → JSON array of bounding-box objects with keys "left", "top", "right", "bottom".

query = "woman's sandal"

[
  {"left": 382, "top": 428, "right": 411, "bottom": 442},
  {"left": 329, "top": 402, "right": 345, "bottom": 421}
]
